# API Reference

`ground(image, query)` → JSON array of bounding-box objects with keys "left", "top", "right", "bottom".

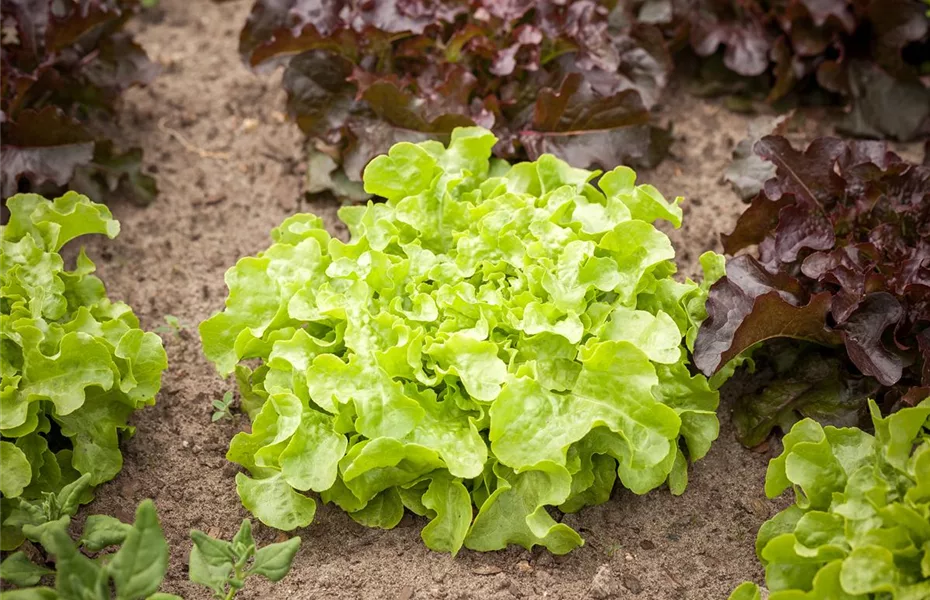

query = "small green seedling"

[
  {"left": 0, "top": 474, "right": 93, "bottom": 551},
  {"left": 0, "top": 499, "right": 179, "bottom": 600},
  {"left": 190, "top": 519, "right": 301, "bottom": 600},
  {"left": 154, "top": 314, "right": 186, "bottom": 337},
  {"left": 0, "top": 501, "right": 301, "bottom": 600},
  {"left": 212, "top": 391, "right": 235, "bottom": 422}
]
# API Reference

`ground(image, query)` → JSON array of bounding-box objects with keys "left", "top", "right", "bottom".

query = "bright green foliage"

[
  {"left": 0, "top": 473, "right": 92, "bottom": 557},
  {"left": 190, "top": 519, "right": 301, "bottom": 599},
  {"left": 0, "top": 499, "right": 177, "bottom": 600},
  {"left": 0, "top": 192, "right": 168, "bottom": 550},
  {"left": 730, "top": 399, "right": 930, "bottom": 599},
  {"left": 200, "top": 127, "right": 725, "bottom": 554},
  {"left": 0, "top": 502, "right": 301, "bottom": 600}
]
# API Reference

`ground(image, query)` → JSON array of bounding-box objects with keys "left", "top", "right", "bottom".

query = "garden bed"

[{"left": 62, "top": 0, "right": 924, "bottom": 598}]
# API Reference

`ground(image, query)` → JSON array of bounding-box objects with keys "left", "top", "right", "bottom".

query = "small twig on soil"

[{"left": 157, "top": 117, "right": 231, "bottom": 160}]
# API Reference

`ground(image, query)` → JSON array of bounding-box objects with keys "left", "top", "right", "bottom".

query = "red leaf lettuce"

[
  {"left": 694, "top": 135, "right": 930, "bottom": 444},
  {"left": 238, "top": 0, "right": 674, "bottom": 195},
  {"left": 643, "top": 0, "right": 930, "bottom": 141},
  {"left": 1, "top": 0, "right": 157, "bottom": 203}
]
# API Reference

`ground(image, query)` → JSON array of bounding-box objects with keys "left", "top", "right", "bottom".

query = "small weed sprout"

[
  {"left": 212, "top": 391, "right": 235, "bottom": 422},
  {"left": 155, "top": 314, "right": 187, "bottom": 337}
]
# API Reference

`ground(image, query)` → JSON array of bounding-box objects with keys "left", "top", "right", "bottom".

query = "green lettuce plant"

[
  {"left": 0, "top": 500, "right": 301, "bottom": 600},
  {"left": 0, "top": 192, "right": 168, "bottom": 550},
  {"left": 200, "top": 127, "right": 725, "bottom": 554},
  {"left": 730, "top": 398, "right": 930, "bottom": 600}
]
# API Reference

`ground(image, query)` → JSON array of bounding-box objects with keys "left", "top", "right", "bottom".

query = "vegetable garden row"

[{"left": 1, "top": 1, "right": 929, "bottom": 599}]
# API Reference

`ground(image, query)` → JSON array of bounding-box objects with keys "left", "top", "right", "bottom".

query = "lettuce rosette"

[
  {"left": 0, "top": 193, "right": 168, "bottom": 550},
  {"left": 200, "top": 127, "right": 725, "bottom": 554},
  {"left": 731, "top": 398, "right": 930, "bottom": 599}
]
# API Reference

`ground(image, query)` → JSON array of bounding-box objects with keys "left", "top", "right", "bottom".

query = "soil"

[{"left": 58, "top": 1, "right": 920, "bottom": 598}]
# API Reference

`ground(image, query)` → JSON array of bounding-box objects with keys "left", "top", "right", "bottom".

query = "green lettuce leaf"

[
  {"left": 201, "top": 127, "right": 725, "bottom": 554},
  {"left": 730, "top": 397, "right": 930, "bottom": 598},
  {"left": 0, "top": 192, "right": 167, "bottom": 549}
]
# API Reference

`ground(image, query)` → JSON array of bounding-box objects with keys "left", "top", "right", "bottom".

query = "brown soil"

[{"left": 66, "top": 1, "right": 920, "bottom": 598}]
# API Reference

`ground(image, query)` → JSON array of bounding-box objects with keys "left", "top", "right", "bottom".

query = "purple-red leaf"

[
  {"left": 696, "top": 135, "right": 930, "bottom": 439},
  {"left": 694, "top": 255, "right": 842, "bottom": 376},
  {"left": 1, "top": 0, "right": 156, "bottom": 201},
  {"left": 840, "top": 293, "right": 908, "bottom": 386},
  {"left": 239, "top": 0, "right": 675, "bottom": 188},
  {"left": 0, "top": 107, "right": 95, "bottom": 197},
  {"left": 669, "top": 0, "right": 930, "bottom": 141}
]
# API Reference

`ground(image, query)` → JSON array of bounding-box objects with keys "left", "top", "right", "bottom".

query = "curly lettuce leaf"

[
  {"left": 0, "top": 192, "right": 167, "bottom": 549},
  {"left": 730, "top": 397, "right": 930, "bottom": 599},
  {"left": 201, "top": 127, "right": 725, "bottom": 554},
  {"left": 696, "top": 136, "right": 930, "bottom": 446}
]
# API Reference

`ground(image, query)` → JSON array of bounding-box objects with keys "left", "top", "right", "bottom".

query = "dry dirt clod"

[
  {"left": 119, "top": 479, "right": 140, "bottom": 499},
  {"left": 622, "top": 575, "right": 644, "bottom": 594},
  {"left": 472, "top": 565, "right": 503, "bottom": 576},
  {"left": 588, "top": 564, "right": 616, "bottom": 599},
  {"left": 516, "top": 560, "right": 533, "bottom": 574},
  {"left": 396, "top": 585, "right": 414, "bottom": 600}
]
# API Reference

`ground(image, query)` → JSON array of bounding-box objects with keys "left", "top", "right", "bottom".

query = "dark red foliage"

[
  {"left": 239, "top": 0, "right": 674, "bottom": 191},
  {"left": 695, "top": 135, "right": 930, "bottom": 444},
  {"left": 1, "top": 0, "right": 157, "bottom": 202},
  {"left": 647, "top": 0, "right": 930, "bottom": 141}
]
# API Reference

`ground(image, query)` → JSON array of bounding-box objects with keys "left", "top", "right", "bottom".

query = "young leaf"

[
  {"left": 22, "top": 516, "right": 71, "bottom": 546},
  {"left": 0, "top": 551, "right": 53, "bottom": 587},
  {"left": 190, "top": 530, "right": 236, "bottom": 565},
  {"left": 231, "top": 519, "right": 255, "bottom": 552},
  {"left": 41, "top": 524, "right": 108, "bottom": 599},
  {"left": 107, "top": 500, "right": 170, "bottom": 600},
  {"left": 247, "top": 536, "right": 301, "bottom": 582},
  {"left": 188, "top": 544, "right": 233, "bottom": 597},
  {"left": 56, "top": 474, "right": 94, "bottom": 518},
  {"left": 80, "top": 515, "right": 133, "bottom": 552}
]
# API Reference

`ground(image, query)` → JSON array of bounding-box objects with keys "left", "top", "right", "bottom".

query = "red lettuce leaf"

[
  {"left": 664, "top": 0, "right": 930, "bottom": 141},
  {"left": 238, "top": 0, "right": 674, "bottom": 190},
  {"left": 694, "top": 254, "right": 842, "bottom": 376},
  {"left": 1, "top": 0, "right": 157, "bottom": 202},
  {"left": 0, "top": 107, "right": 95, "bottom": 197},
  {"left": 695, "top": 135, "right": 930, "bottom": 443}
]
